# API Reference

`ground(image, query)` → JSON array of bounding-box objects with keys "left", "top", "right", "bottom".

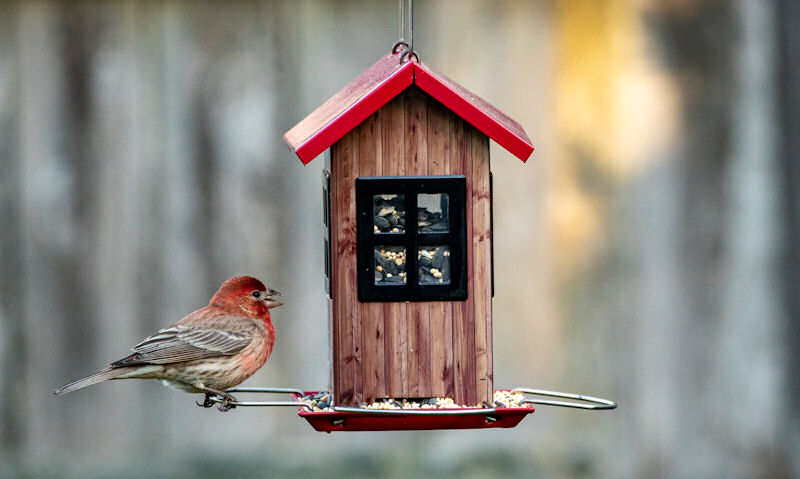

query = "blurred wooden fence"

[{"left": 0, "top": 1, "right": 797, "bottom": 478}]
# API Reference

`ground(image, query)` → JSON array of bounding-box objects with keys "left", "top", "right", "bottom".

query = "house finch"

[{"left": 54, "top": 276, "right": 282, "bottom": 411}]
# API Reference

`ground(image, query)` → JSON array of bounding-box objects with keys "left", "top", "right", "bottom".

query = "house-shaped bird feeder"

[{"left": 256, "top": 49, "right": 614, "bottom": 431}]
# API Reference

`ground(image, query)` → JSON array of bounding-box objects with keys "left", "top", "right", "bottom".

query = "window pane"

[
  {"left": 374, "top": 246, "right": 407, "bottom": 285},
  {"left": 418, "top": 245, "right": 450, "bottom": 285},
  {"left": 417, "top": 193, "right": 449, "bottom": 233},
  {"left": 373, "top": 194, "right": 405, "bottom": 233}
]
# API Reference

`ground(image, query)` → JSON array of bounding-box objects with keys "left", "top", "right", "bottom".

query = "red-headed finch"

[{"left": 54, "top": 276, "right": 282, "bottom": 411}]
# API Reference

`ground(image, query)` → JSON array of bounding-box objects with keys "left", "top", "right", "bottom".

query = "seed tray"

[{"left": 292, "top": 391, "right": 535, "bottom": 432}]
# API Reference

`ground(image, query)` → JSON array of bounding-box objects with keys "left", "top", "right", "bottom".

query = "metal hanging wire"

[
  {"left": 399, "top": 0, "right": 404, "bottom": 44},
  {"left": 392, "top": 0, "right": 419, "bottom": 63},
  {"left": 408, "top": 0, "right": 414, "bottom": 56}
]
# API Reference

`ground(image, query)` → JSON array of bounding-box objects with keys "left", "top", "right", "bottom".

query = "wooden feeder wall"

[{"left": 329, "top": 87, "right": 493, "bottom": 407}]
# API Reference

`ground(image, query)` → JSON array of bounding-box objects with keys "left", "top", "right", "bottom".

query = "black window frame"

[{"left": 356, "top": 175, "right": 468, "bottom": 302}]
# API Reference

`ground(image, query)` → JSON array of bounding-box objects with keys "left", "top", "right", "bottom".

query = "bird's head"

[{"left": 211, "top": 276, "right": 282, "bottom": 318}]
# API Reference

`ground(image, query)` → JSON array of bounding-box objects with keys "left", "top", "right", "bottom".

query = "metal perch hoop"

[
  {"left": 202, "top": 387, "right": 614, "bottom": 431},
  {"left": 205, "top": 387, "right": 616, "bottom": 411},
  {"left": 512, "top": 388, "right": 617, "bottom": 410}
]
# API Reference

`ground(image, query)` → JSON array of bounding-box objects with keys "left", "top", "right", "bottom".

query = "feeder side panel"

[
  {"left": 331, "top": 130, "right": 360, "bottom": 406},
  {"left": 472, "top": 133, "right": 493, "bottom": 405},
  {"left": 325, "top": 152, "right": 334, "bottom": 394},
  {"left": 380, "top": 94, "right": 409, "bottom": 399},
  {"left": 405, "top": 88, "right": 432, "bottom": 398},
  {"left": 427, "top": 99, "right": 456, "bottom": 399},
  {"left": 328, "top": 151, "right": 341, "bottom": 405},
  {"left": 358, "top": 110, "right": 386, "bottom": 401}
]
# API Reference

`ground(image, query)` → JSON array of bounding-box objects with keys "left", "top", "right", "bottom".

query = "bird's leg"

[{"left": 195, "top": 385, "right": 238, "bottom": 412}]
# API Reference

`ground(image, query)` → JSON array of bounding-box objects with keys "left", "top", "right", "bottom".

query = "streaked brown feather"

[{"left": 111, "top": 312, "right": 257, "bottom": 367}]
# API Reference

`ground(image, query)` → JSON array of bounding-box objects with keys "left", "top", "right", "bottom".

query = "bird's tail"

[{"left": 53, "top": 367, "right": 131, "bottom": 396}]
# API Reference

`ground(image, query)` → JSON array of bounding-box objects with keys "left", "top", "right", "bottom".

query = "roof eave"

[
  {"left": 284, "top": 53, "right": 534, "bottom": 164},
  {"left": 413, "top": 63, "right": 534, "bottom": 162},
  {"left": 290, "top": 61, "right": 414, "bottom": 165}
]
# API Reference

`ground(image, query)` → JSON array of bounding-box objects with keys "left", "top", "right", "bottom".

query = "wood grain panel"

[
  {"left": 471, "top": 132, "right": 492, "bottom": 405},
  {"left": 331, "top": 88, "right": 493, "bottom": 406},
  {"left": 331, "top": 130, "right": 359, "bottom": 406},
  {"left": 427, "top": 100, "right": 454, "bottom": 398},
  {"left": 380, "top": 94, "right": 408, "bottom": 398},
  {"left": 358, "top": 111, "right": 384, "bottom": 401},
  {"left": 451, "top": 118, "right": 479, "bottom": 405},
  {"left": 405, "top": 88, "right": 431, "bottom": 397}
]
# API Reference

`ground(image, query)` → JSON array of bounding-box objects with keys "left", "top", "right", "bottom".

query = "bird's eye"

[{"left": 252, "top": 291, "right": 261, "bottom": 299}]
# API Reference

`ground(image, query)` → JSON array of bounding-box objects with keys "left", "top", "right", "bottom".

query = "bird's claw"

[
  {"left": 217, "top": 393, "right": 237, "bottom": 412},
  {"left": 196, "top": 392, "right": 236, "bottom": 410},
  {"left": 196, "top": 393, "right": 216, "bottom": 408}
]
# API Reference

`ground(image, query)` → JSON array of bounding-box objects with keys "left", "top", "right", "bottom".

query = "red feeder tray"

[{"left": 293, "top": 391, "right": 535, "bottom": 432}]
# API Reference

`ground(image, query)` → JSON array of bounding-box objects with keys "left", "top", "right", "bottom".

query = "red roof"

[{"left": 284, "top": 52, "right": 534, "bottom": 164}]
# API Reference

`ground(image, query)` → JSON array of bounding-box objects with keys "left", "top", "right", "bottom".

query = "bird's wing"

[{"left": 111, "top": 323, "right": 254, "bottom": 367}]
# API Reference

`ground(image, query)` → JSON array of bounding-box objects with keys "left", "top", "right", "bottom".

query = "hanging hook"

[
  {"left": 392, "top": 40, "right": 409, "bottom": 54},
  {"left": 399, "top": 48, "right": 419, "bottom": 64},
  {"left": 392, "top": 0, "right": 420, "bottom": 63}
]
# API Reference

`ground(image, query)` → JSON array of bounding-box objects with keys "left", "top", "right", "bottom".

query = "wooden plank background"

[
  {"left": 1, "top": 2, "right": 795, "bottom": 477},
  {"left": 330, "top": 87, "right": 492, "bottom": 406}
]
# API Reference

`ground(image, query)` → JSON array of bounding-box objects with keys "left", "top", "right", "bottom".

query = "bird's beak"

[{"left": 265, "top": 288, "right": 282, "bottom": 309}]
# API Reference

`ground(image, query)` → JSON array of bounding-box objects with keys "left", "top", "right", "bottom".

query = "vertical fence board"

[
  {"left": 381, "top": 94, "right": 408, "bottom": 398},
  {"left": 471, "top": 133, "right": 492, "bottom": 405},
  {"left": 358, "top": 111, "right": 385, "bottom": 401},
  {"left": 331, "top": 131, "right": 359, "bottom": 405},
  {"left": 427, "top": 100, "right": 454, "bottom": 398},
  {"left": 405, "top": 88, "right": 431, "bottom": 397}
]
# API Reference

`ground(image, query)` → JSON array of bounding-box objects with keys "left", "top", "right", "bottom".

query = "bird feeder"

[
  {"left": 208, "top": 48, "right": 615, "bottom": 431},
  {"left": 284, "top": 50, "right": 532, "bottom": 410}
]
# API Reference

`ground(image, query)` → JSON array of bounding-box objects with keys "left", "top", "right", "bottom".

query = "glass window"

[
  {"left": 418, "top": 246, "right": 450, "bottom": 285},
  {"left": 373, "top": 194, "right": 405, "bottom": 233},
  {"left": 374, "top": 246, "right": 407, "bottom": 285},
  {"left": 417, "top": 193, "right": 449, "bottom": 233}
]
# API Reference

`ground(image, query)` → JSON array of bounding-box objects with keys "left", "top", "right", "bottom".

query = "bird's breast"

[{"left": 239, "top": 324, "right": 274, "bottom": 376}]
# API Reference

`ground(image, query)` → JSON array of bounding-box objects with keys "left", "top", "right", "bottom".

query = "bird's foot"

[
  {"left": 195, "top": 386, "right": 237, "bottom": 412},
  {"left": 217, "top": 392, "right": 237, "bottom": 412}
]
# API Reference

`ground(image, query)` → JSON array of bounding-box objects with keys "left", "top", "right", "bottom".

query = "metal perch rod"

[
  {"left": 512, "top": 388, "right": 617, "bottom": 410},
  {"left": 205, "top": 387, "right": 312, "bottom": 410},
  {"left": 205, "top": 387, "right": 616, "bottom": 412}
]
